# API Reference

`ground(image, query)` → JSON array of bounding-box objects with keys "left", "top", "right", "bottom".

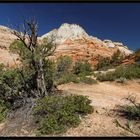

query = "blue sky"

[{"left": 0, "top": 3, "right": 140, "bottom": 51}]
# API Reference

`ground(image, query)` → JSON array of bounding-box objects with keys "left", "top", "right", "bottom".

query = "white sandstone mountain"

[
  {"left": 41, "top": 23, "right": 89, "bottom": 44},
  {"left": 41, "top": 23, "right": 133, "bottom": 56}
]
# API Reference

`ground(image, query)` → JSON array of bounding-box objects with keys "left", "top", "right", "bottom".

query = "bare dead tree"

[{"left": 11, "top": 18, "right": 56, "bottom": 98}]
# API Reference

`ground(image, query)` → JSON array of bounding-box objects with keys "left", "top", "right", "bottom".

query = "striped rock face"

[
  {"left": 0, "top": 25, "right": 17, "bottom": 48},
  {"left": 103, "top": 40, "right": 133, "bottom": 56},
  {"left": 0, "top": 26, "right": 20, "bottom": 67},
  {"left": 41, "top": 23, "right": 133, "bottom": 67},
  {"left": 0, "top": 23, "right": 133, "bottom": 68}
]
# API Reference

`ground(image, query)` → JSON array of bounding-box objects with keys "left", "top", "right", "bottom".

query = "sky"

[{"left": 0, "top": 3, "right": 140, "bottom": 51}]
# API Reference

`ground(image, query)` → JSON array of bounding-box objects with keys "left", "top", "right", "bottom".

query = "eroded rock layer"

[{"left": 0, "top": 23, "right": 133, "bottom": 67}]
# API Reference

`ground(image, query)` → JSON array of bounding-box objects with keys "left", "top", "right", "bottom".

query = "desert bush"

[
  {"left": 44, "top": 60, "right": 56, "bottom": 93},
  {"left": 96, "top": 57, "right": 111, "bottom": 70},
  {"left": 115, "top": 77, "right": 127, "bottom": 84},
  {"left": 56, "top": 73, "right": 97, "bottom": 85},
  {"left": 96, "top": 50, "right": 124, "bottom": 70},
  {"left": 9, "top": 40, "right": 33, "bottom": 66},
  {"left": 135, "top": 48, "right": 140, "bottom": 62},
  {"left": 55, "top": 57, "right": 95, "bottom": 85},
  {"left": 0, "top": 99, "right": 8, "bottom": 122},
  {"left": 111, "top": 50, "right": 124, "bottom": 65},
  {"left": 97, "top": 64, "right": 140, "bottom": 81},
  {"left": 33, "top": 95, "right": 93, "bottom": 135},
  {"left": 0, "top": 57, "right": 56, "bottom": 108},
  {"left": 118, "top": 105, "right": 140, "bottom": 121},
  {"left": 0, "top": 67, "right": 38, "bottom": 104},
  {"left": 56, "top": 73, "right": 79, "bottom": 85},
  {"left": 115, "top": 65, "right": 140, "bottom": 79},
  {"left": 79, "top": 76, "right": 97, "bottom": 85},
  {"left": 97, "top": 72, "right": 116, "bottom": 81},
  {"left": 56, "top": 56, "right": 72, "bottom": 79},
  {"left": 73, "top": 60, "right": 92, "bottom": 75},
  {"left": 0, "top": 66, "right": 22, "bottom": 103},
  {"left": 117, "top": 95, "right": 140, "bottom": 121}
]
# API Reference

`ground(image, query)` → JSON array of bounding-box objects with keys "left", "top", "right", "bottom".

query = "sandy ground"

[
  {"left": 58, "top": 80, "right": 140, "bottom": 136},
  {"left": 58, "top": 80, "right": 140, "bottom": 109},
  {"left": 0, "top": 80, "right": 140, "bottom": 136}
]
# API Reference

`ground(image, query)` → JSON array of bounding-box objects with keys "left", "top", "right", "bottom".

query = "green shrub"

[
  {"left": 0, "top": 67, "right": 23, "bottom": 102},
  {"left": 111, "top": 50, "right": 124, "bottom": 65},
  {"left": 115, "top": 77, "right": 127, "bottom": 84},
  {"left": 79, "top": 76, "right": 97, "bottom": 85},
  {"left": 73, "top": 61, "right": 92, "bottom": 75},
  {"left": 135, "top": 48, "right": 140, "bottom": 62},
  {"left": 44, "top": 60, "right": 56, "bottom": 92},
  {"left": 56, "top": 72, "right": 97, "bottom": 85},
  {"left": 115, "top": 65, "right": 140, "bottom": 79},
  {"left": 97, "top": 64, "right": 140, "bottom": 81},
  {"left": 9, "top": 40, "right": 33, "bottom": 66},
  {"left": 56, "top": 56, "right": 72, "bottom": 79},
  {"left": 97, "top": 72, "right": 116, "bottom": 81},
  {"left": 55, "top": 57, "right": 94, "bottom": 85},
  {"left": 96, "top": 57, "right": 111, "bottom": 70},
  {"left": 0, "top": 58, "right": 57, "bottom": 104},
  {"left": 96, "top": 50, "right": 124, "bottom": 71},
  {"left": 0, "top": 100, "right": 8, "bottom": 122},
  {"left": 117, "top": 95, "right": 140, "bottom": 121},
  {"left": 33, "top": 95, "right": 93, "bottom": 135},
  {"left": 56, "top": 73, "right": 79, "bottom": 85},
  {"left": 118, "top": 105, "right": 140, "bottom": 121}
]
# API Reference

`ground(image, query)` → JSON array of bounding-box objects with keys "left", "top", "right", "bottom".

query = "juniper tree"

[{"left": 10, "top": 19, "right": 56, "bottom": 98}]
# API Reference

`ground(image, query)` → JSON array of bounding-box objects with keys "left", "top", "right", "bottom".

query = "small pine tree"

[
  {"left": 111, "top": 50, "right": 124, "bottom": 65},
  {"left": 135, "top": 48, "right": 140, "bottom": 62},
  {"left": 56, "top": 56, "right": 72, "bottom": 78},
  {"left": 73, "top": 60, "right": 92, "bottom": 75},
  {"left": 96, "top": 57, "right": 111, "bottom": 70}
]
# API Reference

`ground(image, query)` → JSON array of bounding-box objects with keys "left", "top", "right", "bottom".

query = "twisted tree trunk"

[{"left": 36, "top": 58, "right": 48, "bottom": 97}]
